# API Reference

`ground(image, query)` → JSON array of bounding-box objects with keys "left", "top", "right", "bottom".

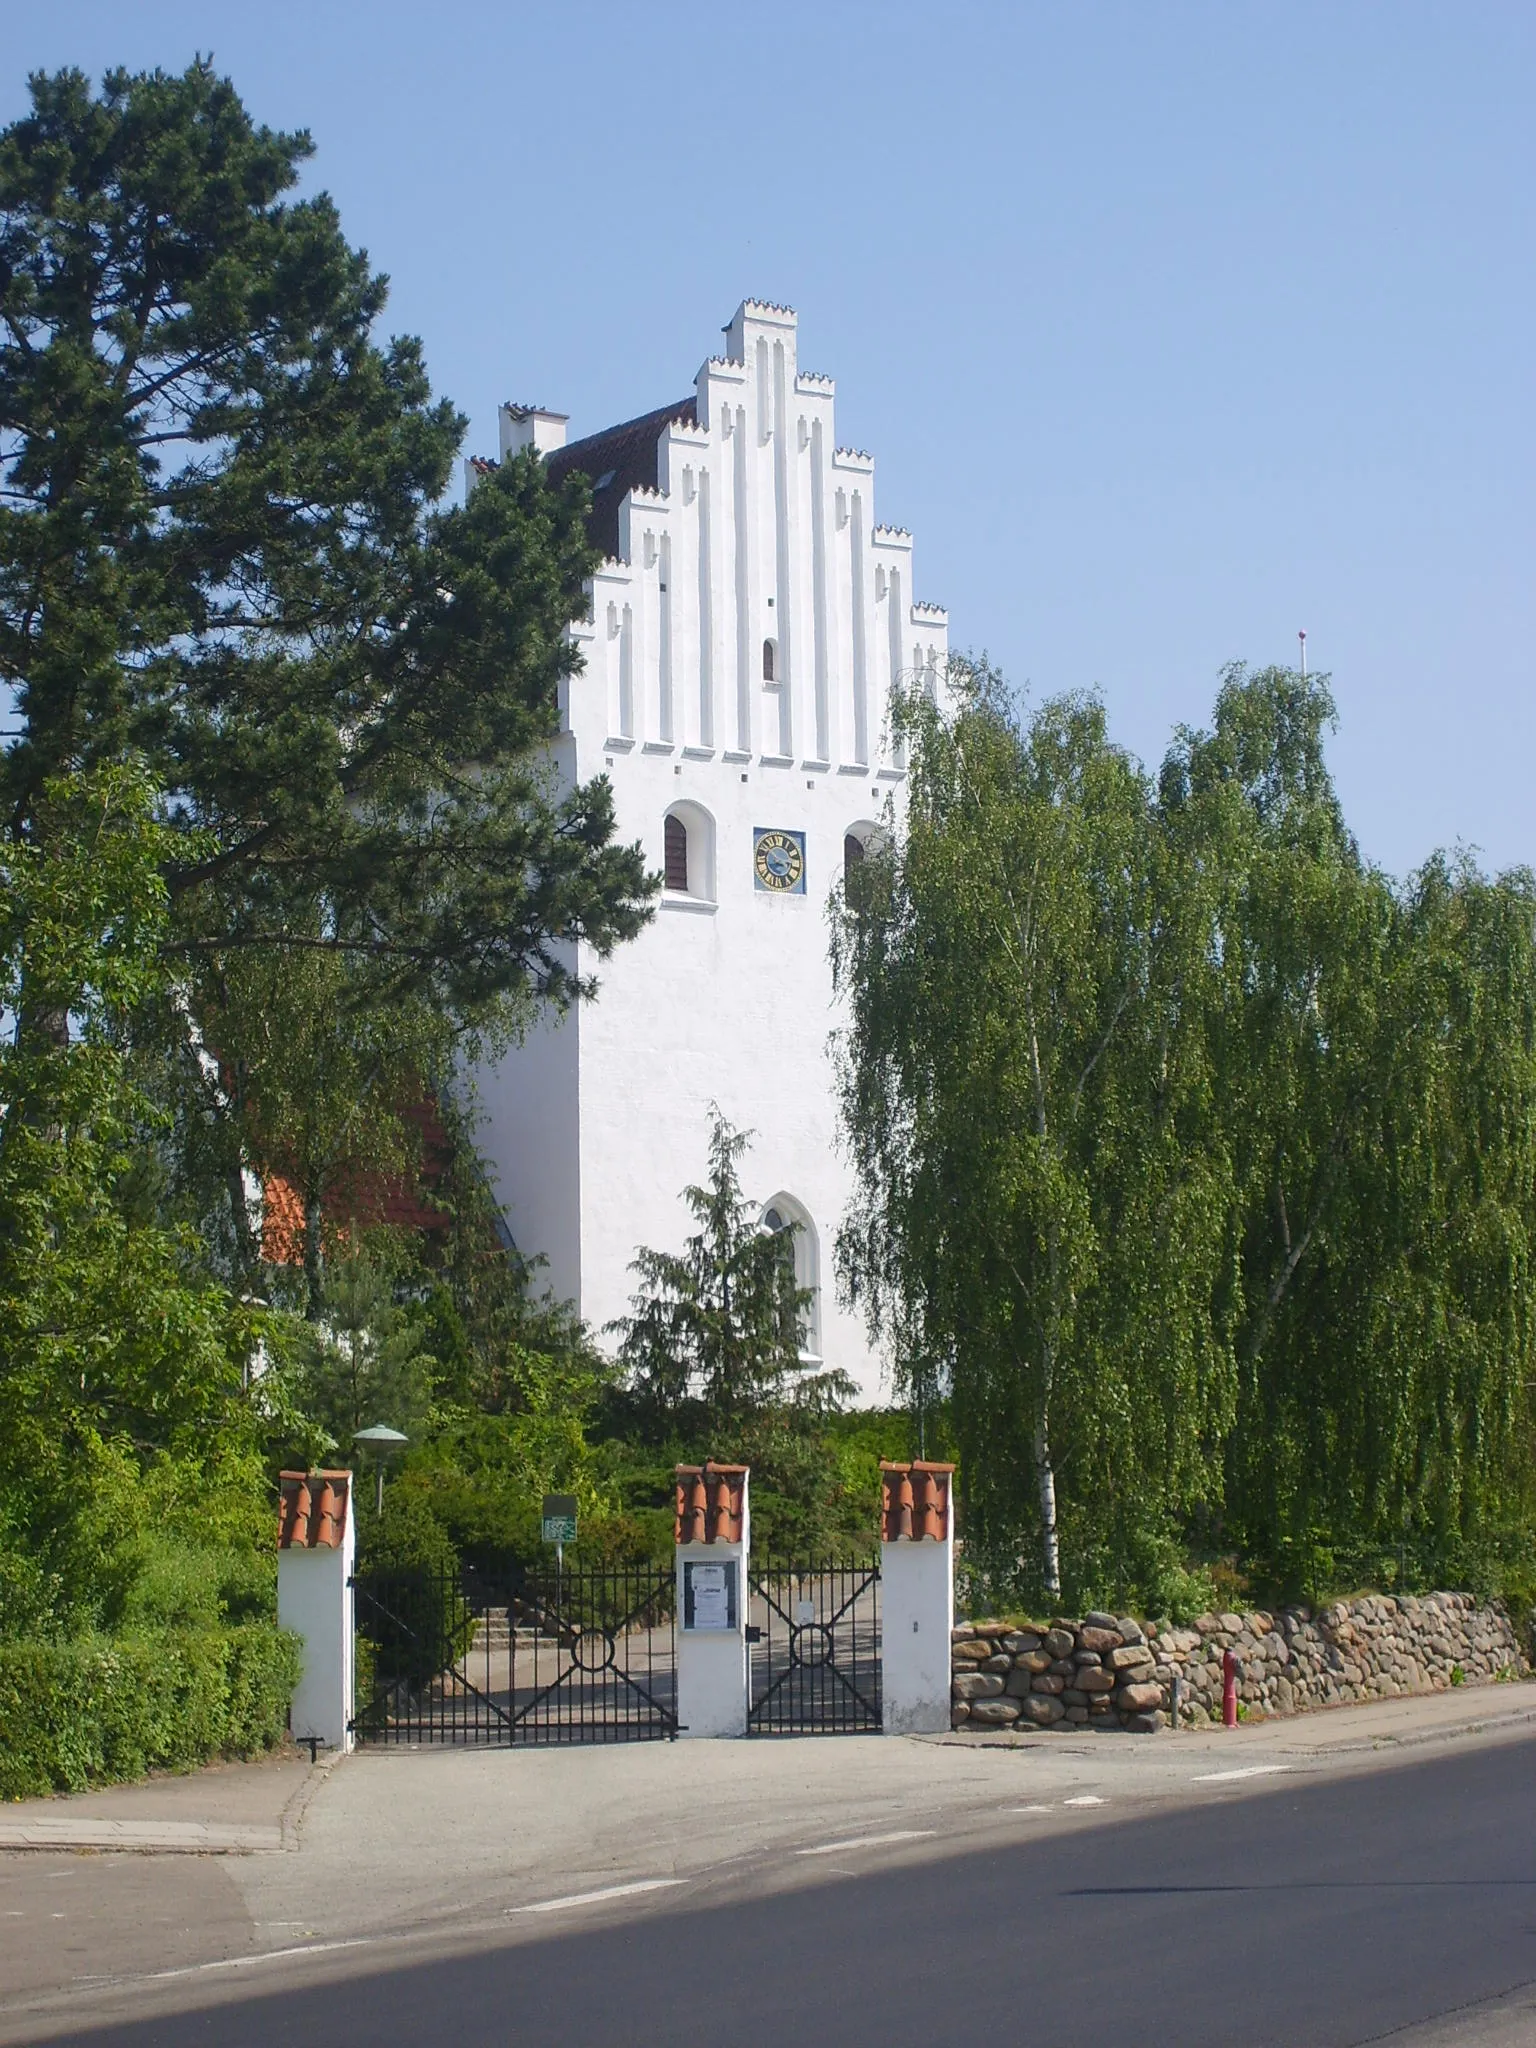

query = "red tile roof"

[
  {"left": 546, "top": 398, "right": 697, "bottom": 562},
  {"left": 277, "top": 1471, "right": 352, "bottom": 1550},
  {"left": 260, "top": 1093, "right": 453, "bottom": 1266},
  {"left": 879, "top": 1461, "right": 955, "bottom": 1542},
  {"left": 674, "top": 1463, "right": 749, "bottom": 1546}
]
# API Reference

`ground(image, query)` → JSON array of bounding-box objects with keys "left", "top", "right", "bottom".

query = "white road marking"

[
  {"left": 1063, "top": 1795, "right": 1106, "bottom": 1807},
  {"left": 796, "top": 1829, "right": 935, "bottom": 1857},
  {"left": 142, "top": 1940, "right": 369, "bottom": 1983},
  {"left": 510, "top": 1879, "right": 687, "bottom": 1915},
  {"left": 1010, "top": 1805, "right": 1052, "bottom": 1814},
  {"left": 1191, "top": 1765, "right": 1293, "bottom": 1783}
]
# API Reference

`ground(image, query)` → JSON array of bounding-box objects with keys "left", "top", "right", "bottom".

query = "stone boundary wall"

[{"left": 951, "top": 1593, "right": 1527, "bottom": 1734}]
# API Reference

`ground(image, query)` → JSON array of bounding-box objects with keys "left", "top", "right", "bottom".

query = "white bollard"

[
  {"left": 674, "top": 1463, "right": 750, "bottom": 1738},
  {"left": 276, "top": 1470, "right": 356, "bottom": 1754},
  {"left": 879, "top": 1461, "right": 956, "bottom": 1735}
]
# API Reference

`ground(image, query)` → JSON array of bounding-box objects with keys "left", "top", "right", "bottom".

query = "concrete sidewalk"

[{"left": 0, "top": 1746, "right": 320, "bottom": 1855}]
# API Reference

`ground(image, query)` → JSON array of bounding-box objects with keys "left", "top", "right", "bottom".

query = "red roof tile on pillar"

[
  {"left": 879, "top": 1461, "right": 955, "bottom": 1542},
  {"left": 277, "top": 1471, "right": 352, "bottom": 1550},
  {"left": 674, "top": 1464, "right": 748, "bottom": 1545}
]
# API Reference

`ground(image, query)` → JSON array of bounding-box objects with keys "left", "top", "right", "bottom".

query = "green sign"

[{"left": 541, "top": 1493, "right": 578, "bottom": 1547}]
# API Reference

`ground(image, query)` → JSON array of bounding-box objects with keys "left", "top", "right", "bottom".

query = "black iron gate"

[
  {"left": 747, "top": 1557, "right": 882, "bottom": 1733},
  {"left": 351, "top": 1558, "right": 676, "bottom": 1745}
]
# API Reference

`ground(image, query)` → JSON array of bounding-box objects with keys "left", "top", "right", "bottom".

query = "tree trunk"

[
  {"left": 227, "top": 1163, "right": 260, "bottom": 1281},
  {"left": 1035, "top": 1415, "right": 1061, "bottom": 1599},
  {"left": 304, "top": 1194, "right": 325, "bottom": 1320}
]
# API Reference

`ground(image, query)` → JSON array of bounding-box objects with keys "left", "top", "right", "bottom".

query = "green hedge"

[{"left": 0, "top": 1621, "right": 302, "bottom": 1800}]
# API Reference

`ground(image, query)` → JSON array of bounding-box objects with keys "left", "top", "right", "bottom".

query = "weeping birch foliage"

[
  {"left": 832, "top": 662, "right": 1235, "bottom": 1603},
  {"left": 834, "top": 660, "right": 1536, "bottom": 1610}
]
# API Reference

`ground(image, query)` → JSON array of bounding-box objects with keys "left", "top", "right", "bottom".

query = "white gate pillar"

[
  {"left": 675, "top": 1462, "right": 750, "bottom": 1737},
  {"left": 276, "top": 1470, "right": 356, "bottom": 1754},
  {"left": 880, "top": 1460, "right": 956, "bottom": 1734}
]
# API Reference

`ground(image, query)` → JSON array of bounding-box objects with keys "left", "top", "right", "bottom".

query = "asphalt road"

[{"left": 44, "top": 1732, "right": 1536, "bottom": 2048}]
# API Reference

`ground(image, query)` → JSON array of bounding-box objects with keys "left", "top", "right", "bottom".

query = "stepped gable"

[{"left": 546, "top": 397, "right": 696, "bottom": 562}]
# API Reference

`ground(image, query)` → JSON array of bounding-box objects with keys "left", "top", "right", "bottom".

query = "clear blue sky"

[{"left": 7, "top": 3, "right": 1532, "bottom": 877}]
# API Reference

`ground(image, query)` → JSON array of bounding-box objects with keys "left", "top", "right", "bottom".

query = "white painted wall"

[
  {"left": 277, "top": 1499, "right": 355, "bottom": 1753},
  {"left": 472, "top": 302, "right": 949, "bottom": 1400},
  {"left": 675, "top": 1543, "right": 750, "bottom": 1738},
  {"left": 880, "top": 1537, "right": 955, "bottom": 1735}
]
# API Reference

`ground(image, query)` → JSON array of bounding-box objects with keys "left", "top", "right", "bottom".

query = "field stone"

[
  {"left": 952, "top": 1672, "right": 1005, "bottom": 1700},
  {"left": 968, "top": 1698, "right": 1022, "bottom": 1726},
  {"left": 1021, "top": 1695, "right": 1066, "bottom": 1726},
  {"left": 1083, "top": 1611, "right": 1119, "bottom": 1631},
  {"left": 1077, "top": 1626, "right": 1122, "bottom": 1654},
  {"left": 951, "top": 1639, "right": 992, "bottom": 1663},
  {"left": 1077, "top": 1668, "right": 1115, "bottom": 1694},
  {"left": 1122, "top": 1710, "right": 1165, "bottom": 1734},
  {"left": 1002, "top": 1632, "right": 1043, "bottom": 1655},
  {"left": 1116, "top": 1680, "right": 1163, "bottom": 1713},
  {"left": 1032, "top": 1673, "right": 1066, "bottom": 1696},
  {"left": 1018, "top": 1650, "right": 1053, "bottom": 1674},
  {"left": 1110, "top": 1644, "right": 1154, "bottom": 1672},
  {"left": 1043, "top": 1629, "right": 1075, "bottom": 1659}
]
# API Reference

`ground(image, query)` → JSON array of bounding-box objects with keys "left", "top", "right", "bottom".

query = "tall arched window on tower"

[
  {"left": 761, "top": 1194, "right": 820, "bottom": 1362},
  {"left": 842, "top": 820, "right": 887, "bottom": 910},
  {"left": 664, "top": 813, "right": 689, "bottom": 892},
  {"left": 661, "top": 802, "right": 716, "bottom": 905},
  {"left": 762, "top": 637, "right": 777, "bottom": 683}
]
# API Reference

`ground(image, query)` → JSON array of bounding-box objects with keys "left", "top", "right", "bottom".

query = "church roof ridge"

[{"left": 546, "top": 396, "right": 697, "bottom": 559}]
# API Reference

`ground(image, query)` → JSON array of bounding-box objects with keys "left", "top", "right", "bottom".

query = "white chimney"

[{"left": 499, "top": 404, "right": 569, "bottom": 460}]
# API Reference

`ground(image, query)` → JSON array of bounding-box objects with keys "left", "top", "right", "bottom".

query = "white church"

[{"left": 472, "top": 301, "right": 948, "bottom": 1402}]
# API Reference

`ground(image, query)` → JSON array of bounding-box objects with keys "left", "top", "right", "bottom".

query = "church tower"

[{"left": 472, "top": 302, "right": 948, "bottom": 1400}]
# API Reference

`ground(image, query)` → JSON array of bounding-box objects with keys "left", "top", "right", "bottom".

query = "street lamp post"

[{"left": 352, "top": 1423, "right": 408, "bottom": 1515}]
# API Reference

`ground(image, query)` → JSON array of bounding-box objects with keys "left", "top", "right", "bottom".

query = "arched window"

[
  {"left": 843, "top": 832, "right": 865, "bottom": 873},
  {"left": 664, "top": 813, "right": 689, "bottom": 892},
  {"left": 662, "top": 803, "right": 716, "bottom": 904},
  {"left": 761, "top": 1194, "right": 820, "bottom": 1361},
  {"left": 762, "top": 637, "right": 777, "bottom": 683}
]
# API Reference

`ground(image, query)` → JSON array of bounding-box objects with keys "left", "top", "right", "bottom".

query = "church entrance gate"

[
  {"left": 745, "top": 1557, "right": 882, "bottom": 1735},
  {"left": 350, "top": 1558, "right": 677, "bottom": 1746}
]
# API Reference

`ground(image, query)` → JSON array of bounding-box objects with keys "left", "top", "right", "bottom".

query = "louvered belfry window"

[{"left": 664, "top": 813, "right": 689, "bottom": 892}]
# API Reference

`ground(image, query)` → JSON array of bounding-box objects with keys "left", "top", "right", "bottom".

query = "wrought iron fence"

[
  {"left": 505, "top": 1561, "right": 677, "bottom": 1744},
  {"left": 747, "top": 1556, "right": 882, "bottom": 1734},
  {"left": 350, "top": 1559, "right": 677, "bottom": 1746}
]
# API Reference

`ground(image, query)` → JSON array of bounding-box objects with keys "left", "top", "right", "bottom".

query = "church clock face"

[{"left": 753, "top": 828, "right": 806, "bottom": 895}]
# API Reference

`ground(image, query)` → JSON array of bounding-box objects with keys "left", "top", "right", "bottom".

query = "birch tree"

[{"left": 833, "top": 663, "right": 1231, "bottom": 1602}]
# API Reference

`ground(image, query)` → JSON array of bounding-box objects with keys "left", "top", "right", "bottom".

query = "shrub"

[{"left": 0, "top": 1622, "right": 301, "bottom": 1800}]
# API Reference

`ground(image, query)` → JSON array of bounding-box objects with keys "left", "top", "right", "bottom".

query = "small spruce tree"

[{"left": 612, "top": 1109, "right": 852, "bottom": 1432}]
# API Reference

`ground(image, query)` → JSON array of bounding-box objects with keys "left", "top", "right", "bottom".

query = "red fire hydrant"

[{"left": 1222, "top": 1648, "right": 1241, "bottom": 1729}]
